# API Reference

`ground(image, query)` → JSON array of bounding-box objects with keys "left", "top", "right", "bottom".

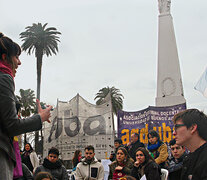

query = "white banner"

[{"left": 43, "top": 94, "right": 114, "bottom": 160}]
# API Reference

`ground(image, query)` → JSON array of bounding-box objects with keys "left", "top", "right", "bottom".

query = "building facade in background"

[{"left": 43, "top": 94, "right": 114, "bottom": 168}]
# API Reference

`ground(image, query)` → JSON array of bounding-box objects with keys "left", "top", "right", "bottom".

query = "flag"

[{"left": 194, "top": 67, "right": 207, "bottom": 98}]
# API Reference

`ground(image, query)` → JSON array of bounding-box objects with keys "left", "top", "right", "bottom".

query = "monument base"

[{"left": 156, "top": 96, "right": 186, "bottom": 107}]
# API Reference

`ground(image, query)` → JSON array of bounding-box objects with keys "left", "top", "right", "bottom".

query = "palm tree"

[
  {"left": 16, "top": 89, "right": 36, "bottom": 144},
  {"left": 20, "top": 23, "right": 61, "bottom": 152},
  {"left": 94, "top": 86, "right": 124, "bottom": 116},
  {"left": 19, "top": 23, "right": 61, "bottom": 101}
]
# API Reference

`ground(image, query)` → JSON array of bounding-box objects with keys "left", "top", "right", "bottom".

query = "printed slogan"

[{"left": 118, "top": 103, "right": 186, "bottom": 144}]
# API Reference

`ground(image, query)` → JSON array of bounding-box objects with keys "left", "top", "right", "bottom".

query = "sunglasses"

[{"left": 174, "top": 124, "right": 186, "bottom": 131}]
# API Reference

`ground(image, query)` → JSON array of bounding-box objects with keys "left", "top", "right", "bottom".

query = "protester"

[
  {"left": 34, "top": 172, "right": 53, "bottom": 180},
  {"left": 72, "top": 150, "right": 82, "bottom": 169},
  {"left": 126, "top": 133, "right": 145, "bottom": 162},
  {"left": 109, "top": 138, "right": 123, "bottom": 162},
  {"left": 21, "top": 143, "right": 39, "bottom": 173},
  {"left": 108, "top": 147, "right": 134, "bottom": 180},
  {"left": 167, "top": 139, "right": 187, "bottom": 180},
  {"left": 172, "top": 109, "right": 207, "bottom": 180},
  {"left": 34, "top": 147, "right": 68, "bottom": 180},
  {"left": 147, "top": 130, "right": 168, "bottom": 168},
  {"left": 131, "top": 147, "right": 161, "bottom": 180},
  {"left": 71, "top": 150, "right": 82, "bottom": 180},
  {"left": 75, "top": 145, "right": 104, "bottom": 180},
  {"left": 0, "top": 32, "right": 52, "bottom": 180}
]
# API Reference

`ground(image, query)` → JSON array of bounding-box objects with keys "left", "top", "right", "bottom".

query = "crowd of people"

[
  {"left": 12, "top": 108, "right": 207, "bottom": 180},
  {"left": 0, "top": 32, "right": 207, "bottom": 180},
  {"left": 7, "top": 135, "right": 189, "bottom": 180},
  {"left": 71, "top": 108, "right": 207, "bottom": 180},
  {"left": 107, "top": 133, "right": 163, "bottom": 180}
]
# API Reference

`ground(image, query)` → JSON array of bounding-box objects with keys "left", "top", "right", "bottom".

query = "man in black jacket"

[
  {"left": 34, "top": 147, "right": 68, "bottom": 180},
  {"left": 173, "top": 109, "right": 207, "bottom": 180},
  {"left": 126, "top": 133, "right": 145, "bottom": 161}
]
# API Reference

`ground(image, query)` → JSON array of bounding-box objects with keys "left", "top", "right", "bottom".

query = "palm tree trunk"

[
  {"left": 24, "top": 133, "right": 27, "bottom": 144},
  {"left": 35, "top": 52, "right": 43, "bottom": 153},
  {"left": 36, "top": 53, "right": 42, "bottom": 101}
]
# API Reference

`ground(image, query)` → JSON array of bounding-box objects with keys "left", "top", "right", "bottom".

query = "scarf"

[
  {"left": 43, "top": 158, "right": 62, "bottom": 169},
  {"left": 0, "top": 60, "right": 14, "bottom": 78},
  {"left": 112, "top": 162, "right": 126, "bottom": 179},
  {"left": 23, "top": 150, "right": 33, "bottom": 157},
  {"left": 113, "top": 170, "right": 126, "bottom": 180},
  {"left": 147, "top": 141, "right": 161, "bottom": 151}
]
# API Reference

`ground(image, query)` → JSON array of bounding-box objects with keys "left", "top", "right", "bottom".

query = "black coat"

[
  {"left": 167, "top": 152, "right": 187, "bottom": 180},
  {"left": 181, "top": 143, "right": 207, "bottom": 180},
  {"left": 34, "top": 158, "right": 69, "bottom": 180},
  {"left": 131, "top": 160, "right": 161, "bottom": 180},
  {"left": 0, "top": 72, "right": 42, "bottom": 165}
]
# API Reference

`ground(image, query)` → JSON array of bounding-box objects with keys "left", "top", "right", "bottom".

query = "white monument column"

[{"left": 155, "top": 0, "right": 186, "bottom": 107}]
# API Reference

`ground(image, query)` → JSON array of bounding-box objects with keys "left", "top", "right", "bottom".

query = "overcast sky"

[{"left": 1, "top": 0, "right": 207, "bottom": 112}]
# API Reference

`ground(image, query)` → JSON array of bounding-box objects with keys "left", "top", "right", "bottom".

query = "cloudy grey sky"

[{"left": 1, "top": 0, "right": 207, "bottom": 112}]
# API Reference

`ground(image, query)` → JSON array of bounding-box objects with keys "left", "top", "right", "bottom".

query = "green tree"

[
  {"left": 19, "top": 23, "right": 61, "bottom": 101},
  {"left": 20, "top": 23, "right": 61, "bottom": 152},
  {"left": 16, "top": 89, "right": 36, "bottom": 144},
  {"left": 94, "top": 86, "right": 124, "bottom": 116}
]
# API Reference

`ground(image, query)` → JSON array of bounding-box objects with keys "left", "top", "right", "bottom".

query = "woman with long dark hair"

[
  {"left": 147, "top": 130, "right": 168, "bottom": 168},
  {"left": 0, "top": 32, "right": 52, "bottom": 180},
  {"left": 21, "top": 143, "right": 39, "bottom": 173},
  {"left": 72, "top": 150, "right": 82, "bottom": 168},
  {"left": 108, "top": 147, "right": 134, "bottom": 180},
  {"left": 71, "top": 150, "right": 82, "bottom": 180},
  {"left": 131, "top": 147, "right": 161, "bottom": 180}
]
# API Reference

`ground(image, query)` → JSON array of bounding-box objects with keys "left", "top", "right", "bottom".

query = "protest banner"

[{"left": 118, "top": 103, "right": 186, "bottom": 144}]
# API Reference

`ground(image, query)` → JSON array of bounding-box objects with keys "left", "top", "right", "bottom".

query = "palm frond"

[{"left": 94, "top": 86, "right": 124, "bottom": 116}]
